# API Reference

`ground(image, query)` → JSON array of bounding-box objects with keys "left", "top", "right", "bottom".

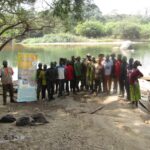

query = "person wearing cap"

[
  {"left": 0, "top": 60, "right": 15, "bottom": 105},
  {"left": 129, "top": 60, "right": 143, "bottom": 107}
]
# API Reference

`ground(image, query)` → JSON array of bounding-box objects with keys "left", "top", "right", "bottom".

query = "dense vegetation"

[{"left": 1, "top": 0, "right": 150, "bottom": 47}]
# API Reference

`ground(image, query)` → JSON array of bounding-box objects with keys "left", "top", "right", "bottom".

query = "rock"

[
  {"left": 0, "top": 115, "right": 16, "bottom": 123},
  {"left": 31, "top": 113, "right": 49, "bottom": 124},
  {"left": 16, "top": 117, "right": 30, "bottom": 126}
]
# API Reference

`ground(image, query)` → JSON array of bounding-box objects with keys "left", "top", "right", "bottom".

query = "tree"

[
  {"left": 75, "top": 21, "right": 105, "bottom": 38},
  {"left": 0, "top": 0, "right": 54, "bottom": 51}
]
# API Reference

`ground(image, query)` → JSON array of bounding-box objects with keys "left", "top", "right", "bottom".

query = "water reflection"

[{"left": 1, "top": 43, "right": 150, "bottom": 79}]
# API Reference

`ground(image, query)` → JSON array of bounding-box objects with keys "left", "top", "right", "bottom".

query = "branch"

[
  {"left": 0, "top": 28, "right": 28, "bottom": 51},
  {"left": 0, "top": 21, "right": 23, "bottom": 36}
]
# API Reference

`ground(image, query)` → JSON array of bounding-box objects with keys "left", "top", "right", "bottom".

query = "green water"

[{"left": 1, "top": 43, "right": 150, "bottom": 78}]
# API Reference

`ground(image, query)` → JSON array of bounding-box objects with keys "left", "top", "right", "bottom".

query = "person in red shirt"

[
  {"left": 65, "top": 60, "right": 75, "bottom": 95},
  {"left": 114, "top": 54, "right": 122, "bottom": 94}
]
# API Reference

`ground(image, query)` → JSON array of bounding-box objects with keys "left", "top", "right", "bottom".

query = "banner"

[{"left": 17, "top": 53, "right": 38, "bottom": 102}]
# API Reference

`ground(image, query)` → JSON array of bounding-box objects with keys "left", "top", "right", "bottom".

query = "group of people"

[
  {"left": 37, "top": 53, "right": 143, "bottom": 107},
  {"left": 0, "top": 53, "right": 143, "bottom": 107}
]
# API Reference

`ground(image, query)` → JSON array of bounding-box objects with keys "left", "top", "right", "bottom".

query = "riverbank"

[
  {"left": 21, "top": 41, "right": 146, "bottom": 47},
  {"left": 0, "top": 92, "right": 150, "bottom": 150}
]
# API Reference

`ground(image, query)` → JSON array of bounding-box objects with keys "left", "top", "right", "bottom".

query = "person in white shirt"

[
  {"left": 103, "top": 55, "right": 113, "bottom": 94},
  {"left": 57, "top": 59, "right": 65, "bottom": 97}
]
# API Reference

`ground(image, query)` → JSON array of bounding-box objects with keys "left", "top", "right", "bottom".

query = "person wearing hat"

[
  {"left": 0, "top": 60, "right": 15, "bottom": 105},
  {"left": 129, "top": 60, "right": 143, "bottom": 107}
]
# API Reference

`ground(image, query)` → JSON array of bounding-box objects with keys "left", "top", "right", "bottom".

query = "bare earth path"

[{"left": 0, "top": 93, "right": 150, "bottom": 150}]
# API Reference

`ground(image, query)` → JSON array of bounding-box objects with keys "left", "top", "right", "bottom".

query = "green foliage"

[
  {"left": 140, "top": 24, "right": 150, "bottom": 39},
  {"left": 112, "top": 22, "right": 141, "bottom": 39},
  {"left": 75, "top": 21, "right": 105, "bottom": 38},
  {"left": 22, "top": 33, "right": 88, "bottom": 44}
]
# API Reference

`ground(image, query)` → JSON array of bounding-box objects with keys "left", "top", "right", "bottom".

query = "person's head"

[
  {"left": 50, "top": 62, "right": 54, "bottom": 68},
  {"left": 92, "top": 56, "right": 96, "bottom": 63},
  {"left": 53, "top": 61, "right": 57, "bottom": 67},
  {"left": 111, "top": 53, "right": 116, "bottom": 59},
  {"left": 66, "top": 60, "right": 70, "bottom": 66},
  {"left": 129, "top": 58, "right": 134, "bottom": 65},
  {"left": 3, "top": 60, "right": 8, "bottom": 68},
  {"left": 117, "top": 54, "right": 122, "bottom": 60},
  {"left": 43, "top": 64, "right": 47, "bottom": 70},
  {"left": 106, "top": 55, "right": 109, "bottom": 61},
  {"left": 76, "top": 56, "right": 81, "bottom": 62},
  {"left": 133, "top": 60, "right": 142, "bottom": 68},
  {"left": 86, "top": 53, "right": 91, "bottom": 60},
  {"left": 71, "top": 56, "right": 75, "bottom": 62},
  {"left": 38, "top": 63, "right": 42, "bottom": 69},
  {"left": 59, "top": 58, "right": 63, "bottom": 66},
  {"left": 98, "top": 54, "right": 104, "bottom": 59},
  {"left": 122, "top": 56, "right": 127, "bottom": 62}
]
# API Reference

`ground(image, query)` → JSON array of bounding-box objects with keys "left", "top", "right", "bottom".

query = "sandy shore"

[{"left": 0, "top": 93, "right": 150, "bottom": 150}]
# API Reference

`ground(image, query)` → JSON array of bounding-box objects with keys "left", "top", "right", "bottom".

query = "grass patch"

[{"left": 22, "top": 33, "right": 88, "bottom": 44}]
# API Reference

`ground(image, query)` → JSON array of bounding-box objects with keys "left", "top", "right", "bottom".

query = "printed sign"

[{"left": 17, "top": 53, "right": 37, "bottom": 102}]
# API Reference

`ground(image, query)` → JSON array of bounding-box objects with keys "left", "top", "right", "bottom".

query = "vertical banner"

[{"left": 17, "top": 53, "right": 38, "bottom": 102}]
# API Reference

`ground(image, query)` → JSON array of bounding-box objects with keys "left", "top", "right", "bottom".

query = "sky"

[
  {"left": 35, "top": 0, "right": 150, "bottom": 15},
  {"left": 94, "top": 0, "right": 150, "bottom": 15}
]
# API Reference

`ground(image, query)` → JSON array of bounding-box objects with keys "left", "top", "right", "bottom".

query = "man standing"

[
  {"left": 36, "top": 63, "right": 43, "bottom": 100},
  {"left": 46, "top": 62, "right": 57, "bottom": 100},
  {"left": 0, "top": 60, "right": 15, "bottom": 105}
]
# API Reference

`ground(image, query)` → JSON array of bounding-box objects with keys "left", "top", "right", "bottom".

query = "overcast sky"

[
  {"left": 94, "top": 0, "right": 150, "bottom": 15},
  {"left": 35, "top": 0, "right": 150, "bottom": 15}
]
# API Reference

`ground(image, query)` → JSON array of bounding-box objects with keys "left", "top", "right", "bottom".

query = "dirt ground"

[{"left": 0, "top": 92, "right": 150, "bottom": 150}]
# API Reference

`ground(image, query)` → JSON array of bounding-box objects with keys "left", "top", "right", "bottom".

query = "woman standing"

[{"left": 129, "top": 61, "right": 143, "bottom": 107}]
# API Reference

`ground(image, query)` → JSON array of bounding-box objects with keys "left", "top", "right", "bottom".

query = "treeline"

[{"left": 75, "top": 20, "right": 150, "bottom": 39}]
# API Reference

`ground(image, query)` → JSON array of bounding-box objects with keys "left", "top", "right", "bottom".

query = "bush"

[
  {"left": 75, "top": 21, "right": 105, "bottom": 38},
  {"left": 113, "top": 22, "right": 141, "bottom": 39},
  {"left": 140, "top": 24, "right": 150, "bottom": 39},
  {"left": 22, "top": 33, "right": 87, "bottom": 44}
]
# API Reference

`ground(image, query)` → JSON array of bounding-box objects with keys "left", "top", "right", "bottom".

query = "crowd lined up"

[{"left": 37, "top": 53, "right": 143, "bottom": 107}]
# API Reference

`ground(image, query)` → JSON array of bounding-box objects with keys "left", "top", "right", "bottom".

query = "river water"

[{"left": 1, "top": 43, "right": 150, "bottom": 80}]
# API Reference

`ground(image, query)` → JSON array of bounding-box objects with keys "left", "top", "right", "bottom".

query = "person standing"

[
  {"left": 110, "top": 54, "right": 117, "bottom": 93},
  {"left": 120, "top": 56, "right": 128, "bottom": 98},
  {"left": 129, "top": 61, "right": 143, "bottom": 107},
  {"left": 57, "top": 59, "right": 65, "bottom": 97},
  {"left": 65, "top": 60, "right": 74, "bottom": 95},
  {"left": 126, "top": 58, "right": 134, "bottom": 100},
  {"left": 39, "top": 64, "right": 47, "bottom": 100},
  {"left": 36, "top": 63, "right": 43, "bottom": 100},
  {"left": 114, "top": 54, "right": 122, "bottom": 94},
  {"left": 46, "top": 62, "right": 57, "bottom": 100},
  {"left": 0, "top": 60, "right": 15, "bottom": 105},
  {"left": 103, "top": 55, "right": 113, "bottom": 94},
  {"left": 74, "top": 57, "right": 82, "bottom": 92}
]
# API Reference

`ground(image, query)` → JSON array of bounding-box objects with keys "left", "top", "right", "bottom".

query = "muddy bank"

[{"left": 0, "top": 93, "right": 150, "bottom": 150}]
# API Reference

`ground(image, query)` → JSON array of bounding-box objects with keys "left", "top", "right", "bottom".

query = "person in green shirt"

[{"left": 74, "top": 57, "right": 82, "bottom": 92}]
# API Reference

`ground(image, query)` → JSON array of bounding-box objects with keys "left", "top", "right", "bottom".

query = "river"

[{"left": 0, "top": 42, "right": 150, "bottom": 80}]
